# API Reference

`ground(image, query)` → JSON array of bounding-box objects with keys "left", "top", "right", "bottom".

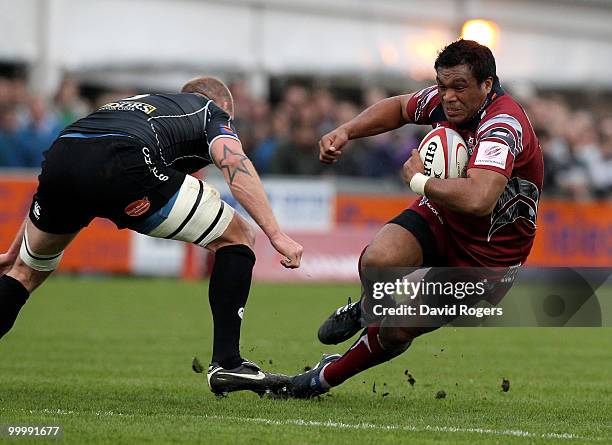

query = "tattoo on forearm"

[{"left": 218, "top": 144, "right": 251, "bottom": 184}]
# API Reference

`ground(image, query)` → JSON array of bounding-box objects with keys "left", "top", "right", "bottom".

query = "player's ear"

[
  {"left": 483, "top": 77, "right": 493, "bottom": 94},
  {"left": 225, "top": 101, "right": 235, "bottom": 119},
  {"left": 219, "top": 100, "right": 233, "bottom": 119}
]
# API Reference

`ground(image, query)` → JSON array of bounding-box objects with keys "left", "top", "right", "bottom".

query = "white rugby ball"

[{"left": 417, "top": 127, "right": 468, "bottom": 179}]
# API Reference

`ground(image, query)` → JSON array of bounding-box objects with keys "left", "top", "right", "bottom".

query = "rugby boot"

[
  {"left": 193, "top": 357, "right": 289, "bottom": 397},
  {"left": 287, "top": 354, "right": 342, "bottom": 399},
  {"left": 317, "top": 297, "right": 363, "bottom": 345}
]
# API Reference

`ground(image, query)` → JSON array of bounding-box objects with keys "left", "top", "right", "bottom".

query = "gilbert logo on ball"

[{"left": 417, "top": 127, "right": 468, "bottom": 179}]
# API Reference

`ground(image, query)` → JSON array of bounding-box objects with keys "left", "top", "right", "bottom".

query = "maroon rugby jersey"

[{"left": 406, "top": 81, "right": 544, "bottom": 266}]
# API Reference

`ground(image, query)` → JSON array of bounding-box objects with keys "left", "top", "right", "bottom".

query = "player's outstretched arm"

[
  {"left": 319, "top": 94, "right": 414, "bottom": 164},
  {"left": 0, "top": 219, "right": 26, "bottom": 275},
  {"left": 210, "top": 138, "right": 303, "bottom": 268},
  {"left": 402, "top": 149, "right": 507, "bottom": 216}
]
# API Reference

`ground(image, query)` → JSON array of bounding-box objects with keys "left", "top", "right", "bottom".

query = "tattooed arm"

[
  {"left": 209, "top": 138, "right": 296, "bottom": 249},
  {"left": 210, "top": 138, "right": 278, "bottom": 237}
]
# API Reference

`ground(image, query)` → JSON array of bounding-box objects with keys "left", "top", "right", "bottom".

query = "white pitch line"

[
  {"left": 10, "top": 408, "right": 603, "bottom": 442},
  {"left": 201, "top": 415, "right": 594, "bottom": 441}
]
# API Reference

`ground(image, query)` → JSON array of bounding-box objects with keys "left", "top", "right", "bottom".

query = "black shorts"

[
  {"left": 388, "top": 208, "right": 445, "bottom": 267},
  {"left": 29, "top": 134, "right": 185, "bottom": 234}
]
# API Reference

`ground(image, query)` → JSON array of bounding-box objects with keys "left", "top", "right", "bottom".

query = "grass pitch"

[{"left": 1, "top": 277, "right": 610, "bottom": 444}]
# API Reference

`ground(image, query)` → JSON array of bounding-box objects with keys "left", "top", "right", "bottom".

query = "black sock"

[
  {"left": 0, "top": 275, "right": 30, "bottom": 339},
  {"left": 209, "top": 244, "right": 255, "bottom": 369}
]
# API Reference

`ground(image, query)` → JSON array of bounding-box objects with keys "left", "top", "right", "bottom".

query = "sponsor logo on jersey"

[
  {"left": 474, "top": 141, "right": 509, "bottom": 168},
  {"left": 418, "top": 197, "right": 444, "bottom": 225},
  {"left": 99, "top": 101, "right": 157, "bottom": 115},
  {"left": 125, "top": 197, "right": 151, "bottom": 217},
  {"left": 141, "top": 147, "right": 169, "bottom": 181},
  {"left": 483, "top": 145, "right": 504, "bottom": 158}
]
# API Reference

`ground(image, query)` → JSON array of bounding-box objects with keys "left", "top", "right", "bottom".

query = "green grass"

[{"left": 1, "top": 277, "right": 610, "bottom": 444}]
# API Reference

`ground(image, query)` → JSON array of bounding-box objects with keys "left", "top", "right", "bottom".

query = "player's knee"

[
  {"left": 360, "top": 244, "right": 417, "bottom": 271},
  {"left": 234, "top": 215, "right": 256, "bottom": 249},
  {"left": 19, "top": 228, "right": 64, "bottom": 273},
  {"left": 7, "top": 260, "right": 47, "bottom": 293},
  {"left": 244, "top": 219, "right": 256, "bottom": 249},
  {"left": 360, "top": 245, "right": 382, "bottom": 271},
  {"left": 360, "top": 243, "right": 421, "bottom": 274},
  {"left": 219, "top": 214, "right": 255, "bottom": 249},
  {"left": 378, "top": 326, "right": 413, "bottom": 353}
]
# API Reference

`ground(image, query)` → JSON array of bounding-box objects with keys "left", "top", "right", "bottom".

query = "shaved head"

[{"left": 181, "top": 76, "right": 234, "bottom": 117}]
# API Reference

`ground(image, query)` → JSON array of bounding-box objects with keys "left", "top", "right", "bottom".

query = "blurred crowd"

[
  {"left": 0, "top": 76, "right": 88, "bottom": 168},
  {"left": 527, "top": 97, "right": 612, "bottom": 200},
  {"left": 0, "top": 75, "right": 610, "bottom": 199}
]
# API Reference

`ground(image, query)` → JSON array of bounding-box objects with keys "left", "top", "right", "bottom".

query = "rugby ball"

[{"left": 417, "top": 127, "right": 468, "bottom": 179}]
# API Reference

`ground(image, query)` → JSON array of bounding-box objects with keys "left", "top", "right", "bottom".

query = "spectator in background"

[
  {"left": 251, "top": 110, "right": 290, "bottom": 175},
  {"left": 585, "top": 134, "right": 612, "bottom": 197},
  {"left": 269, "top": 120, "right": 322, "bottom": 175},
  {"left": 0, "top": 71, "right": 610, "bottom": 199},
  {"left": 1, "top": 77, "right": 31, "bottom": 129},
  {"left": 0, "top": 75, "right": 84, "bottom": 168},
  {"left": 361, "top": 132, "right": 401, "bottom": 178},
  {"left": 243, "top": 97, "right": 271, "bottom": 157},
  {"left": 575, "top": 114, "right": 612, "bottom": 197},
  {"left": 18, "top": 97, "right": 63, "bottom": 168},
  {"left": 0, "top": 78, "right": 12, "bottom": 105},
  {"left": 328, "top": 101, "right": 368, "bottom": 177},
  {"left": 312, "top": 88, "right": 336, "bottom": 135},
  {"left": 561, "top": 110, "right": 600, "bottom": 200},
  {"left": 536, "top": 127, "right": 563, "bottom": 193},
  {"left": 279, "top": 85, "right": 309, "bottom": 125},
  {"left": 527, "top": 96, "right": 612, "bottom": 199},
  {"left": 53, "top": 75, "right": 89, "bottom": 127},
  {"left": 228, "top": 79, "right": 254, "bottom": 120},
  {"left": 228, "top": 79, "right": 257, "bottom": 157},
  {"left": 363, "top": 87, "right": 387, "bottom": 108},
  {"left": 528, "top": 98, "right": 561, "bottom": 183},
  {"left": 0, "top": 105, "right": 27, "bottom": 167}
]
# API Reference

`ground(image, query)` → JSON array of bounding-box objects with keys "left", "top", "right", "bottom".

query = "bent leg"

[
  {"left": 322, "top": 205, "right": 446, "bottom": 388},
  {"left": 366, "top": 209, "right": 446, "bottom": 350},
  {"left": 1, "top": 218, "right": 77, "bottom": 339},
  {"left": 131, "top": 174, "right": 257, "bottom": 369},
  {"left": 206, "top": 211, "right": 255, "bottom": 252},
  {"left": 361, "top": 222, "right": 424, "bottom": 270},
  {"left": 359, "top": 223, "right": 424, "bottom": 319},
  {"left": 9, "top": 218, "right": 78, "bottom": 292},
  {"left": 321, "top": 223, "right": 424, "bottom": 387}
]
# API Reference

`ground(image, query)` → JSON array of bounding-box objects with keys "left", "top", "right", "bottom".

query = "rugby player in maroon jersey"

[{"left": 288, "top": 40, "right": 544, "bottom": 398}]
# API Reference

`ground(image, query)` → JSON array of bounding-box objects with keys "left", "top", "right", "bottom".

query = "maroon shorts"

[{"left": 387, "top": 197, "right": 516, "bottom": 304}]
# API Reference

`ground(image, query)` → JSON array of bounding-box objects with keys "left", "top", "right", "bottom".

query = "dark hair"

[
  {"left": 181, "top": 76, "right": 234, "bottom": 116},
  {"left": 434, "top": 39, "right": 498, "bottom": 84}
]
